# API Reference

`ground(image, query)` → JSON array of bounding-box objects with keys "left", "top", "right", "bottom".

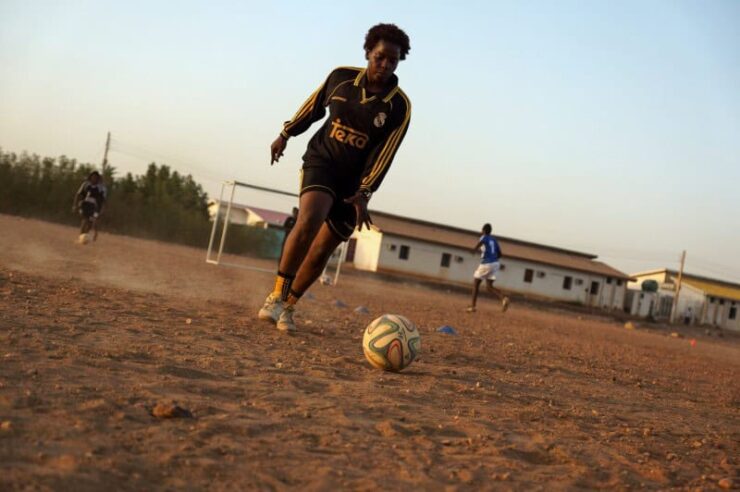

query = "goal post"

[
  {"left": 205, "top": 180, "right": 238, "bottom": 268},
  {"left": 320, "top": 232, "right": 349, "bottom": 286},
  {"left": 206, "top": 180, "right": 298, "bottom": 272},
  {"left": 206, "top": 180, "right": 348, "bottom": 284}
]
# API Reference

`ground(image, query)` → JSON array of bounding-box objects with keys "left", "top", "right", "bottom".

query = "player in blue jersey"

[{"left": 467, "top": 223, "right": 510, "bottom": 313}]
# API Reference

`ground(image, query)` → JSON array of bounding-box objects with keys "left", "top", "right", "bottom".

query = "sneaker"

[
  {"left": 258, "top": 294, "right": 283, "bottom": 323},
  {"left": 502, "top": 296, "right": 510, "bottom": 313},
  {"left": 466, "top": 306, "right": 477, "bottom": 313},
  {"left": 276, "top": 305, "right": 296, "bottom": 332}
]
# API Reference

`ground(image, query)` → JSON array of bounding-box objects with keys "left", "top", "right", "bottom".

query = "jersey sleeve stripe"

[
  {"left": 284, "top": 96, "right": 315, "bottom": 131},
  {"left": 382, "top": 86, "right": 400, "bottom": 103},
  {"left": 372, "top": 92, "right": 411, "bottom": 171},
  {"left": 353, "top": 69, "right": 366, "bottom": 86},
  {"left": 284, "top": 68, "right": 360, "bottom": 133},
  {"left": 284, "top": 88, "right": 321, "bottom": 132},
  {"left": 378, "top": 114, "right": 408, "bottom": 166},
  {"left": 362, "top": 126, "right": 403, "bottom": 187},
  {"left": 362, "top": 111, "right": 409, "bottom": 186},
  {"left": 361, "top": 92, "right": 411, "bottom": 187},
  {"left": 292, "top": 89, "right": 319, "bottom": 120},
  {"left": 363, "top": 125, "right": 404, "bottom": 184}
]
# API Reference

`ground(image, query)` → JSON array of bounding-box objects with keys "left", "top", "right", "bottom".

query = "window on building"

[
  {"left": 590, "top": 281, "right": 600, "bottom": 295},
  {"left": 606, "top": 277, "right": 613, "bottom": 284},
  {"left": 730, "top": 307, "right": 737, "bottom": 320},
  {"left": 658, "top": 296, "right": 672, "bottom": 317},
  {"left": 616, "top": 279, "right": 623, "bottom": 286},
  {"left": 441, "top": 253, "right": 451, "bottom": 268},
  {"left": 563, "top": 276, "right": 572, "bottom": 290},
  {"left": 524, "top": 269, "right": 534, "bottom": 283},
  {"left": 719, "top": 299, "right": 725, "bottom": 305},
  {"left": 399, "top": 245, "right": 410, "bottom": 260}
]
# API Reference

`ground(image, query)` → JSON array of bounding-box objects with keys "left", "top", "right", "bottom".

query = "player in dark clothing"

[
  {"left": 72, "top": 171, "right": 107, "bottom": 243},
  {"left": 259, "top": 23, "right": 412, "bottom": 332},
  {"left": 278, "top": 207, "right": 299, "bottom": 262}
]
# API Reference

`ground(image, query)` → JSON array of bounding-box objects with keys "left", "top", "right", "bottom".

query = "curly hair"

[{"left": 364, "top": 23, "right": 410, "bottom": 60}]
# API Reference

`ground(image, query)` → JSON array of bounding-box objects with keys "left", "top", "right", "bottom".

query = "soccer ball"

[
  {"left": 78, "top": 233, "right": 91, "bottom": 245},
  {"left": 362, "top": 314, "right": 421, "bottom": 372}
]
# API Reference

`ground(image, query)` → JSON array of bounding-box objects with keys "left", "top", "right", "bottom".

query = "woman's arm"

[
  {"left": 271, "top": 70, "right": 338, "bottom": 164},
  {"left": 281, "top": 71, "right": 339, "bottom": 139}
]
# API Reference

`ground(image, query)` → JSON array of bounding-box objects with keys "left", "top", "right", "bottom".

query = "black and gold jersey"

[
  {"left": 280, "top": 66, "right": 411, "bottom": 193},
  {"left": 76, "top": 180, "right": 107, "bottom": 210}
]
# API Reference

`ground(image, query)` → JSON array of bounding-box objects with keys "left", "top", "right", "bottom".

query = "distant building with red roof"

[{"left": 207, "top": 200, "right": 290, "bottom": 229}]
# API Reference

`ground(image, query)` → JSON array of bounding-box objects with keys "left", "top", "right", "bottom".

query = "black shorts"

[
  {"left": 300, "top": 165, "right": 359, "bottom": 241},
  {"left": 80, "top": 201, "right": 97, "bottom": 219}
]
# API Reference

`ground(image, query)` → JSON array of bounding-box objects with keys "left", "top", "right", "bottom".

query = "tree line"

[{"left": 0, "top": 148, "right": 280, "bottom": 257}]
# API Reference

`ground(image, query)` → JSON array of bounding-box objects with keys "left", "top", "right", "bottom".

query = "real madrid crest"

[{"left": 373, "top": 112, "right": 387, "bottom": 128}]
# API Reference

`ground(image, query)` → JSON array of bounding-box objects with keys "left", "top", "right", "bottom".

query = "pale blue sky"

[{"left": 1, "top": 0, "right": 739, "bottom": 279}]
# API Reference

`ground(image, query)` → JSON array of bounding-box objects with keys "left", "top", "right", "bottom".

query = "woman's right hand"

[{"left": 270, "top": 135, "right": 288, "bottom": 165}]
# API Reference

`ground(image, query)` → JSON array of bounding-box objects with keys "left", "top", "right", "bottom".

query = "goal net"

[{"left": 206, "top": 180, "right": 347, "bottom": 285}]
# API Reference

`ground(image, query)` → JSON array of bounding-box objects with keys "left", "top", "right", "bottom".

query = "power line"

[
  {"left": 689, "top": 256, "right": 740, "bottom": 274},
  {"left": 109, "top": 136, "right": 291, "bottom": 195},
  {"left": 598, "top": 255, "right": 673, "bottom": 264},
  {"left": 683, "top": 262, "right": 740, "bottom": 282},
  {"left": 110, "top": 142, "right": 225, "bottom": 185},
  {"left": 110, "top": 139, "right": 215, "bottom": 176},
  {"left": 566, "top": 244, "right": 678, "bottom": 258},
  {"left": 561, "top": 244, "right": 740, "bottom": 277}
]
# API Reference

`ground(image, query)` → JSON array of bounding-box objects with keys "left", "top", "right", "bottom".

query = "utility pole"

[
  {"left": 670, "top": 250, "right": 686, "bottom": 323},
  {"left": 101, "top": 131, "right": 111, "bottom": 175}
]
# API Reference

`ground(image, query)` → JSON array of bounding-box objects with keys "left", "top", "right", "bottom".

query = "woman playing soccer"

[
  {"left": 259, "top": 23, "right": 412, "bottom": 332},
  {"left": 72, "top": 170, "right": 107, "bottom": 243}
]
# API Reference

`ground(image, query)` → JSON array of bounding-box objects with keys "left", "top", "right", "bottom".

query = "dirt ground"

[{"left": 0, "top": 214, "right": 738, "bottom": 491}]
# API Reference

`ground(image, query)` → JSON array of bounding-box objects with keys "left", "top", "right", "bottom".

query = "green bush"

[
  {"left": 641, "top": 280, "right": 659, "bottom": 292},
  {"left": 0, "top": 148, "right": 280, "bottom": 258}
]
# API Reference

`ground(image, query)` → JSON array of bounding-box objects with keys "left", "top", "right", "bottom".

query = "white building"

[
  {"left": 624, "top": 290, "right": 660, "bottom": 318},
  {"left": 629, "top": 269, "right": 740, "bottom": 332},
  {"left": 349, "top": 211, "right": 630, "bottom": 309},
  {"left": 207, "top": 200, "right": 290, "bottom": 230}
]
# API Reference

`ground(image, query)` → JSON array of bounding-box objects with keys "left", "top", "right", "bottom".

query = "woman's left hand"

[{"left": 344, "top": 192, "right": 373, "bottom": 231}]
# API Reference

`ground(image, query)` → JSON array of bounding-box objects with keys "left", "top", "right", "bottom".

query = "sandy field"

[{"left": 0, "top": 214, "right": 738, "bottom": 491}]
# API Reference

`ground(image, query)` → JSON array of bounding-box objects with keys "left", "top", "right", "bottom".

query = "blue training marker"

[{"left": 437, "top": 325, "right": 458, "bottom": 335}]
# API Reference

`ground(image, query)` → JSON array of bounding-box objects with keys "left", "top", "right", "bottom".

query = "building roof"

[
  {"left": 244, "top": 206, "right": 290, "bottom": 227},
  {"left": 632, "top": 269, "right": 740, "bottom": 302},
  {"left": 369, "top": 210, "right": 632, "bottom": 280},
  {"left": 208, "top": 200, "right": 290, "bottom": 227}
]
